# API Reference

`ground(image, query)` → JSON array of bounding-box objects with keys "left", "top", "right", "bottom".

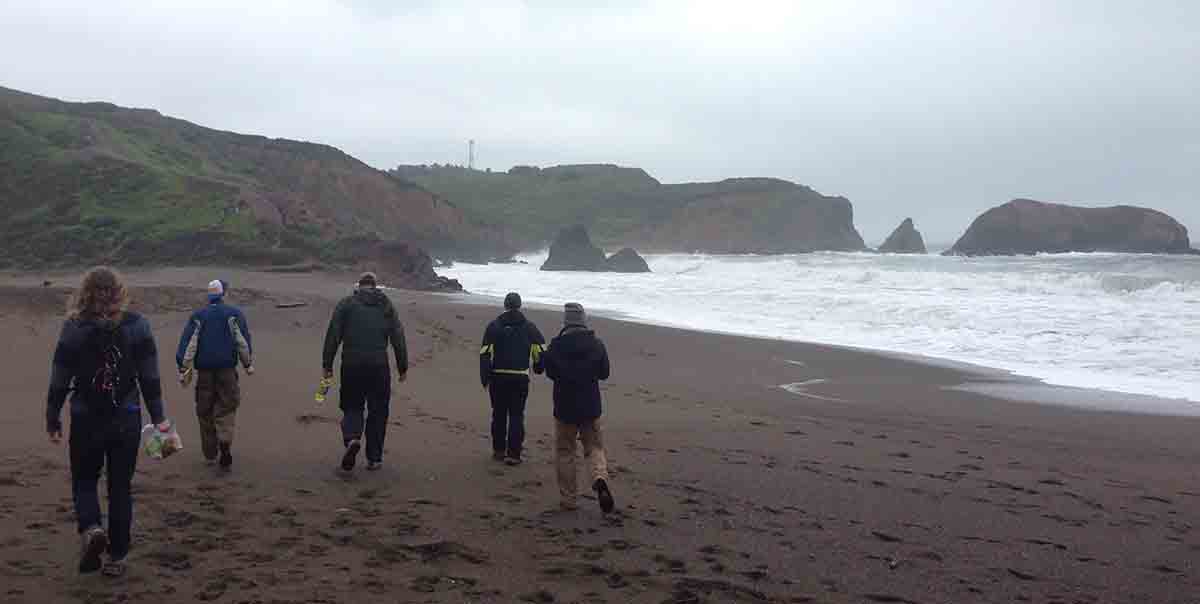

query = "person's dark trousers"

[
  {"left": 340, "top": 364, "right": 392, "bottom": 463},
  {"left": 489, "top": 376, "right": 529, "bottom": 457},
  {"left": 69, "top": 410, "right": 141, "bottom": 560}
]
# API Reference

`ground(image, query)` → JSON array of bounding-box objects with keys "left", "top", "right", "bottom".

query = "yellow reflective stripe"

[
  {"left": 530, "top": 343, "right": 543, "bottom": 364},
  {"left": 492, "top": 369, "right": 529, "bottom": 376},
  {"left": 480, "top": 344, "right": 493, "bottom": 356}
]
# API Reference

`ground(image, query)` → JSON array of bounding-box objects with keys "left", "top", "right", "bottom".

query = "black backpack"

[
  {"left": 75, "top": 320, "right": 137, "bottom": 413},
  {"left": 494, "top": 321, "right": 534, "bottom": 371}
]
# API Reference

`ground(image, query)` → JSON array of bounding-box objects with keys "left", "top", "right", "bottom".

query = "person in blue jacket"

[{"left": 176, "top": 279, "right": 253, "bottom": 470}]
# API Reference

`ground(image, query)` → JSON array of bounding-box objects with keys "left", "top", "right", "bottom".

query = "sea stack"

[
  {"left": 946, "top": 199, "right": 1193, "bottom": 256},
  {"left": 605, "top": 247, "right": 651, "bottom": 273},
  {"left": 541, "top": 225, "right": 608, "bottom": 271},
  {"left": 878, "top": 218, "right": 927, "bottom": 254}
]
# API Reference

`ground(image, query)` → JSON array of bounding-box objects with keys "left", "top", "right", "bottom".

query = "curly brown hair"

[{"left": 68, "top": 267, "right": 129, "bottom": 321}]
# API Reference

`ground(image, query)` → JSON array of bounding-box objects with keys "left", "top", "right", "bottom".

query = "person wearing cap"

[
  {"left": 322, "top": 272, "right": 408, "bottom": 472},
  {"left": 479, "top": 292, "right": 546, "bottom": 465},
  {"left": 175, "top": 278, "right": 253, "bottom": 470},
  {"left": 541, "top": 302, "right": 615, "bottom": 513}
]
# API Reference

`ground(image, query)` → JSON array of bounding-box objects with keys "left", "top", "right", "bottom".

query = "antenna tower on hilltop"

[{"left": 468, "top": 139, "right": 475, "bottom": 170}]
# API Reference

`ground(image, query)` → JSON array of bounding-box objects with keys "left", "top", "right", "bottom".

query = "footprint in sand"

[
  {"left": 296, "top": 413, "right": 337, "bottom": 425},
  {"left": 411, "top": 574, "right": 479, "bottom": 593},
  {"left": 652, "top": 554, "right": 689, "bottom": 574}
]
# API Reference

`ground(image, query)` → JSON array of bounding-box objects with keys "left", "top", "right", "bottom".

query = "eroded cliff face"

[
  {"left": 396, "top": 166, "right": 867, "bottom": 254},
  {"left": 645, "top": 179, "right": 867, "bottom": 254}
]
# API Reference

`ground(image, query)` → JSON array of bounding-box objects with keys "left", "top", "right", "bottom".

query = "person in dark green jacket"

[{"left": 322, "top": 272, "right": 407, "bottom": 472}]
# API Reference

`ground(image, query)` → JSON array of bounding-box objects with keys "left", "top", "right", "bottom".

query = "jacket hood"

[
  {"left": 559, "top": 325, "right": 594, "bottom": 337},
  {"left": 354, "top": 287, "right": 390, "bottom": 306},
  {"left": 499, "top": 309, "right": 527, "bottom": 326},
  {"left": 554, "top": 327, "right": 597, "bottom": 353},
  {"left": 74, "top": 312, "right": 136, "bottom": 331},
  {"left": 81, "top": 318, "right": 119, "bottom": 331}
]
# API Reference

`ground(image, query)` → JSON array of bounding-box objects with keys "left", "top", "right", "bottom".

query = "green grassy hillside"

[{"left": 0, "top": 87, "right": 509, "bottom": 268}]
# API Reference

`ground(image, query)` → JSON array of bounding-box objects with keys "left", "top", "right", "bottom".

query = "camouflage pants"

[{"left": 195, "top": 368, "right": 241, "bottom": 459}]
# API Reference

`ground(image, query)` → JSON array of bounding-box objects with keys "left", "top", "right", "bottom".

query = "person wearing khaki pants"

[
  {"left": 543, "top": 303, "right": 615, "bottom": 513},
  {"left": 555, "top": 418, "right": 609, "bottom": 507},
  {"left": 176, "top": 279, "right": 253, "bottom": 470},
  {"left": 194, "top": 367, "right": 241, "bottom": 461}
]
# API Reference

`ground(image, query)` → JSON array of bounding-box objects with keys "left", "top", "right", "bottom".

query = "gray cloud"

[{"left": 3, "top": 0, "right": 1196, "bottom": 244}]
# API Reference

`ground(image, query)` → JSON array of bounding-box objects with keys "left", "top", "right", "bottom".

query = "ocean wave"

[{"left": 452, "top": 251, "right": 1200, "bottom": 407}]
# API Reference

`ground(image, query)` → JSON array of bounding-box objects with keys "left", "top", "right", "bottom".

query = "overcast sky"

[{"left": 3, "top": 0, "right": 1197, "bottom": 244}]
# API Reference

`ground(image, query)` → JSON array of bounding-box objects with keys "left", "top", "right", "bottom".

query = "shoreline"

[
  {"left": 448, "top": 289, "right": 1200, "bottom": 417},
  {"left": 443, "top": 250, "right": 1200, "bottom": 407},
  {"left": 11, "top": 263, "right": 1197, "bottom": 416}
]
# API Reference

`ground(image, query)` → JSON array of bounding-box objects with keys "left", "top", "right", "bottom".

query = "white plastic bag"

[{"left": 142, "top": 420, "right": 183, "bottom": 459}]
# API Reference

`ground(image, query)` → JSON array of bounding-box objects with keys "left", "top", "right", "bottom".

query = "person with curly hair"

[{"left": 46, "top": 267, "right": 170, "bottom": 576}]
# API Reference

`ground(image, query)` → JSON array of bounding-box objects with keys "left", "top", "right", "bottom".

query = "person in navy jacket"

[{"left": 176, "top": 279, "right": 253, "bottom": 470}]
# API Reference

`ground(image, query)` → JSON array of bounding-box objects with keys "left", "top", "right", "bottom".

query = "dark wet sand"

[{"left": 1, "top": 268, "right": 1197, "bottom": 604}]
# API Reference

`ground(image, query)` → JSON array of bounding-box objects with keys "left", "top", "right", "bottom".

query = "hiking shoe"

[
  {"left": 492, "top": 451, "right": 506, "bottom": 462},
  {"left": 593, "top": 479, "right": 615, "bottom": 514},
  {"left": 341, "top": 440, "right": 361, "bottom": 471},
  {"left": 505, "top": 455, "right": 523, "bottom": 466},
  {"left": 101, "top": 558, "right": 127, "bottom": 578},
  {"left": 78, "top": 526, "right": 108, "bottom": 574},
  {"left": 366, "top": 460, "right": 382, "bottom": 471},
  {"left": 218, "top": 444, "right": 233, "bottom": 470}
]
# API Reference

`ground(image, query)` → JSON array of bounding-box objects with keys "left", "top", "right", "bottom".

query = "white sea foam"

[{"left": 442, "top": 251, "right": 1200, "bottom": 412}]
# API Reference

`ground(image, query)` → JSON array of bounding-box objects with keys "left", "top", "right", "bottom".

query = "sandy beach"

[{"left": 1, "top": 268, "right": 1197, "bottom": 604}]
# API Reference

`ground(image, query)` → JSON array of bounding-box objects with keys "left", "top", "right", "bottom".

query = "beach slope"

[{"left": 1, "top": 269, "right": 1197, "bottom": 603}]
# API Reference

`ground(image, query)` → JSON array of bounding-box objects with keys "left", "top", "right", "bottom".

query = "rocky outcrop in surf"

[
  {"left": 541, "top": 226, "right": 652, "bottom": 272},
  {"left": 541, "top": 225, "right": 608, "bottom": 271},
  {"left": 946, "top": 199, "right": 1194, "bottom": 256},
  {"left": 605, "top": 247, "right": 651, "bottom": 273},
  {"left": 878, "top": 218, "right": 927, "bottom": 254}
]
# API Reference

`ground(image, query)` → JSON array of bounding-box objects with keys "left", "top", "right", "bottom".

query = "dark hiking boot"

[
  {"left": 367, "top": 460, "right": 382, "bottom": 471},
  {"left": 218, "top": 443, "right": 233, "bottom": 470},
  {"left": 79, "top": 526, "right": 108, "bottom": 574},
  {"left": 505, "top": 454, "right": 523, "bottom": 466},
  {"left": 492, "top": 450, "right": 506, "bottom": 463},
  {"left": 101, "top": 558, "right": 127, "bottom": 578},
  {"left": 341, "top": 440, "right": 361, "bottom": 472},
  {"left": 593, "top": 479, "right": 615, "bottom": 514}
]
